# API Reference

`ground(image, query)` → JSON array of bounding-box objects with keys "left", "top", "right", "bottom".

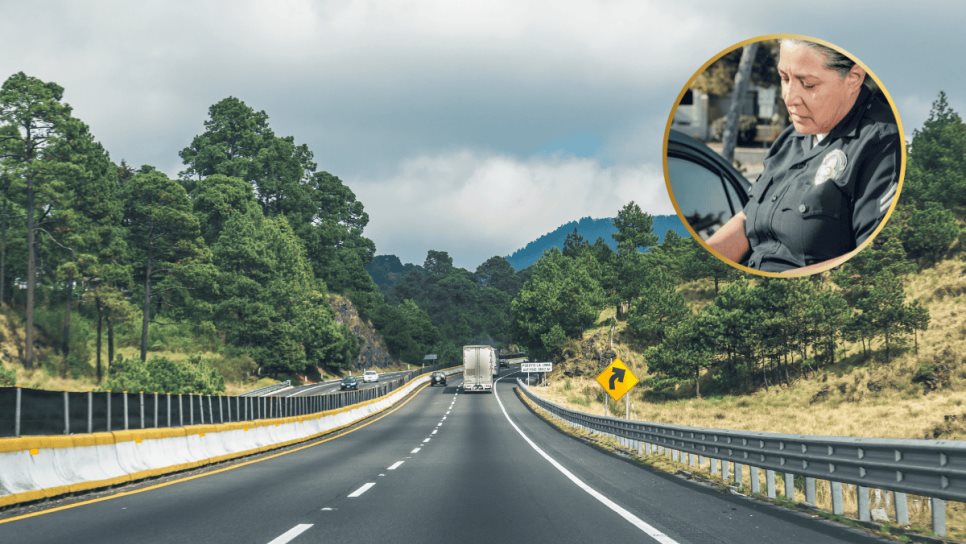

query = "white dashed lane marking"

[
  {"left": 388, "top": 461, "right": 404, "bottom": 470},
  {"left": 411, "top": 447, "right": 421, "bottom": 454},
  {"left": 267, "top": 524, "right": 313, "bottom": 544},
  {"left": 347, "top": 483, "right": 376, "bottom": 498},
  {"left": 422, "top": 438, "right": 431, "bottom": 443}
]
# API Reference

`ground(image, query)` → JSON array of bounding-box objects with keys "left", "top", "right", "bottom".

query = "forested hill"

[
  {"left": 0, "top": 73, "right": 452, "bottom": 390},
  {"left": 508, "top": 92, "right": 962, "bottom": 399},
  {"left": 505, "top": 215, "right": 688, "bottom": 270}
]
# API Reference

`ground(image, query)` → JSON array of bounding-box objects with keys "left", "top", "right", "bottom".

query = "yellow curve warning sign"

[{"left": 595, "top": 358, "right": 639, "bottom": 401}]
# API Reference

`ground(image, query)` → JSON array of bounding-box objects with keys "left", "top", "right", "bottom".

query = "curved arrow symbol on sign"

[{"left": 608, "top": 367, "right": 625, "bottom": 390}]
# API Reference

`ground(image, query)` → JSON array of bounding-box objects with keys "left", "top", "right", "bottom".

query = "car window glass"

[
  {"left": 668, "top": 156, "right": 731, "bottom": 239},
  {"left": 723, "top": 175, "right": 741, "bottom": 214}
]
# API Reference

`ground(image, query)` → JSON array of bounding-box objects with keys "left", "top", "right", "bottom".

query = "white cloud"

[
  {"left": 0, "top": 0, "right": 724, "bottom": 173},
  {"left": 1, "top": 1, "right": 964, "bottom": 269},
  {"left": 354, "top": 150, "right": 672, "bottom": 268}
]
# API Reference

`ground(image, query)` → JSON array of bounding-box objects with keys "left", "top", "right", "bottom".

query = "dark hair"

[{"left": 780, "top": 39, "right": 877, "bottom": 92}]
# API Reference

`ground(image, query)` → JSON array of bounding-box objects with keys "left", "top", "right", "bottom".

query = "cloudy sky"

[{"left": 1, "top": 1, "right": 962, "bottom": 268}]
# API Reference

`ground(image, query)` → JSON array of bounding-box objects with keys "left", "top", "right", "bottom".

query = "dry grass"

[
  {"left": 536, "top": 257, "right": 966, "bottom": 539},
  {"left": 543, "top": 375, "right": 966, "bottom": 440},
  {"left": 0, "top": 296, "right": 418, "bottom": 395},
  {"left": 524, "top": 384, "right": 963, "bottom": 541},
  {"left": 0, "top": 308, "right": 266, "bottom": 393},
  {"left": 546, "top": 259, "right": 966, "bottom": 440}
]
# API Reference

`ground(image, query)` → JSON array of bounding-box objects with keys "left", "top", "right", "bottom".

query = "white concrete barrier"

[{"left": 0, "top": 369, "right": 459, "bottom": 507}]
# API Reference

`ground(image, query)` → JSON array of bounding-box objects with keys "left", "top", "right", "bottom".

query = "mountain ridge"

[{"left": 504, "top": 215, "right": 688, "bottom": 270}]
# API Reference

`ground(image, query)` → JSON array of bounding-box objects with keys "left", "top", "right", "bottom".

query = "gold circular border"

[{"left": 661, "top": 33, "right": 907, "bottom": 278}]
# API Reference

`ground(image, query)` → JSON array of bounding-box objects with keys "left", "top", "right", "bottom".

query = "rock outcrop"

[{"left": 327, "top": 295, "right": 394, "bottom": 369}]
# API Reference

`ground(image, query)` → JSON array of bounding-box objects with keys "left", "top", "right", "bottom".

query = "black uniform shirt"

[{"left": 742, "top": 87, "right": 900, "bottom": 272}]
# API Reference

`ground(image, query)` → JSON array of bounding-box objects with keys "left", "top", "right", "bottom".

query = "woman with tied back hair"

[{"left": 707, "top": 39, "right": 900, "bottom": 273}]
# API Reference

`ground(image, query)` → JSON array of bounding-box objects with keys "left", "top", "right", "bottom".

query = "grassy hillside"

[
  {"left": 0, "top": 305, "right": 259, "bottom": 394},
  {"left": 530, "top": 258, "right": 965, "bottom": 540},
  {"left": 542, "top": 258, "right": 966, "bottom": 439},
  {"left": 0, "top": 294, "right": 406, "bottom": 395}
]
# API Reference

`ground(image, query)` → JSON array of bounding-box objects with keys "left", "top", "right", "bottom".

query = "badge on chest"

[{"left": 814, "top": 149, "right": 848, "bottom": 186}]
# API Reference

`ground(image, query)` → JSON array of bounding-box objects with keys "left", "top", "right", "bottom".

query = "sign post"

[
  {"left": 422, "top": 353, "right": 437, "bottom": 373},
  {"left": 521, "top": 362, "right": 552, "bottom": 372},
  {"left": 521, "top": 362, "right": 552, "bottom": 386}
]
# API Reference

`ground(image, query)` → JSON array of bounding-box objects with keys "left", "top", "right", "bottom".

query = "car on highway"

[
  {"left": 363, "top": 370, "right": 379, "bottom": 383},
  {"left": 666, "top": 128, "right": 751, "bottom": 240},
  {"left": 340, "top": 376, "right": 359, "bottom": 390},
  {"left": 430, "top": 371, "right": 446, "bottom": 386}
]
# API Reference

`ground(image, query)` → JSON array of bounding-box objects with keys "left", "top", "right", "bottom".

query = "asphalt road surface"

[
  {"left": 0, "top": 371, "right": 887, "bottom": 543},
  {"left": 268, "top": 370, "right": 414, "bottom": 397}
]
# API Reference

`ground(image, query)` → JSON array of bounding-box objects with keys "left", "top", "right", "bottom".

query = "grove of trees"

[
  {"left": 367, "top": 250, "right": 524, "bottom": 365},
  {"left": 0, "top": 72, "right": 455, "bottom": 390},
  {"left": 509, "top": 92, "right": 962, "bottom": 397},
  {"left": 1, "top": 68, "right": 960, "bottom": 401}
]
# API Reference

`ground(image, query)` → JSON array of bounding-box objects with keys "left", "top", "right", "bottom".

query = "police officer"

[{"left": 708, "top": 39, "right": 900, "bottom": 272}]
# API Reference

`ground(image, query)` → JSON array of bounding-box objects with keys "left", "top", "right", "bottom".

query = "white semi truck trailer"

[{"left": 462, "top": 345, "right": 497, "bottom": 393}]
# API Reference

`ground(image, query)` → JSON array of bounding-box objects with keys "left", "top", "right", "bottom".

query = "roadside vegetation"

[
  {"left": 511, "top": 92, "right": 962, "bottom": 418},
  {"left": 515, "top": 92, "right": 965, "bottom": 542},
  {"left": 0, "top": 72, "right": 471, "bottom": 394},
  {"left": 539, "top": 257, "right": 966, "bottom": 439},
  {"left": 520, "top": 389, "right": 965, "bottom": 542},
  {"left": 366, "top": 250, "right": 526, "bottom": 365}
]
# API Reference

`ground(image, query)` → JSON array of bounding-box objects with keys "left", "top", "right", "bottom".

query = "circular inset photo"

[{"left": 663, "top": 35, "right": 905, "bottom": 276}]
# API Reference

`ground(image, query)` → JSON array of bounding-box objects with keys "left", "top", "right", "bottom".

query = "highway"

[
  {"left": 0, "top": 370, "right": 886, "bottom": 543},
  {"left": 269, "top": 370, "right": 414, "bottom": 397}
]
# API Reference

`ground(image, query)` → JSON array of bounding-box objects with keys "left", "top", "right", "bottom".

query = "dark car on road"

[
  {"left": 666, "top": 129, "right": 751, "bottom": 240},
  {"left": 430, "top": 371, "right": 446, "bottom": 386},
  {"left": 340, "top": 376, "right": 359, "bottom": 391}
]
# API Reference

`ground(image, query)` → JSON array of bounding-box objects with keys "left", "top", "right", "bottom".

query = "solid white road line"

[
  {"left": 493, "top": 375, "right": 680, "bottom": 544},
  {"left": 267, "top": 524, "right": 313, "bottom": 544},
  {"left": 388, "top": 461, "right": 404, "bottom": 470},
  {"left": 347, "top": 483, "right": 376, "bottom": 498},
  {"left": 411, "top": 447, "right": 421, "bottom": 454}
]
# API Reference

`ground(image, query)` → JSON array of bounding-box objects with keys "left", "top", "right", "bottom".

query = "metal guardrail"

[
  {"left": 241, "top": 380, "right": 292, "bottom": 397},
  {"left": 517, "top": 379, "right": 961, "bottom": 537},
  {"left": 0, "top": 364, "right": 451, "bottom": 438}
]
